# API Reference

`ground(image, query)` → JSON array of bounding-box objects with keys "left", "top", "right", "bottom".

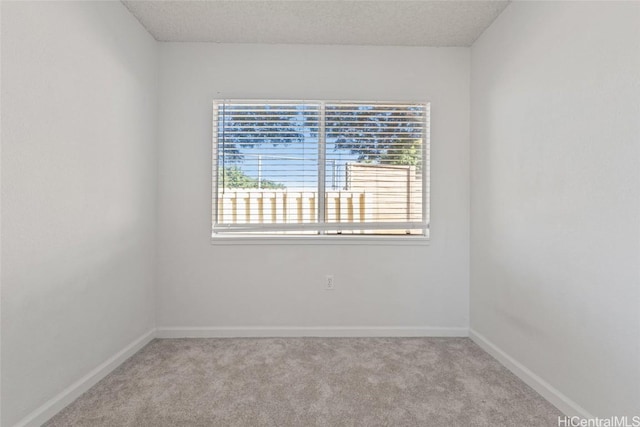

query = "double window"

[{"left": 212, "top": 100, "right": 430, "bottom": 238}]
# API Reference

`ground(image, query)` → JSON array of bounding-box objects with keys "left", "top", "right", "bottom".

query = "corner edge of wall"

[
  {"left": 469, "top": 328, "right": 593, "bottom": 419},
  {"left": 11, "top": 329, "right": 156, "bottom": 427}
]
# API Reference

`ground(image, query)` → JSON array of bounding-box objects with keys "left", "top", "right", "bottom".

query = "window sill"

[{"left": 210, "top": 234, "right": 430, "bottom": 246}]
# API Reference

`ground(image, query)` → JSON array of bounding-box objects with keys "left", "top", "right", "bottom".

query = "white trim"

[
  {"left": 12, "top": 329, "right": 156, "bottom": 427},
  {"left": 213, "top": 99, "right": 430, "bottom": 106},
  {"left": 156, "top": 326, "right": 468, "bottom": 338},
  {"left": 211, "top": 234, "right": 430, "bottom": 245},
  {"left": 213, "top": 221, "right": 428, "bottom": 233},
  {"left": 317, "top": 101, "right": 326, "bottom": 231},
  {"left": 469, "top": 329, "right": 593, "bottom": 419}
]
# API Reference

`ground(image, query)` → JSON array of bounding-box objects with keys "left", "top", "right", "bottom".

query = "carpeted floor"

[{"left": 45, "top": 338, "right": 562, "bottom": 426}]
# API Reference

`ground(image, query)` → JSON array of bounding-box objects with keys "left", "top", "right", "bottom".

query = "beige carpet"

[{"left": 45, "top": 338, "right": 561, "bottom": 426}]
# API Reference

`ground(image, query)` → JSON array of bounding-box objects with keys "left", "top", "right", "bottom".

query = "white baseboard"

[
  {"left": 156, "top": 326, "right": 468, "bottom": 338},
  {"left": 13, "top": 329, "right": 156, "bottom": 427},
  {"left": 469, "top": 328, "right": 592, "bottom": 419},
  {"left": 12, "top": 327, "right": 597, "bottom": 426}
]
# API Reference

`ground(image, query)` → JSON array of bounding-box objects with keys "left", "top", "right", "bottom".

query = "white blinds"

[{"left": 212, "top": 100, "right": 429, "bottom": 236}]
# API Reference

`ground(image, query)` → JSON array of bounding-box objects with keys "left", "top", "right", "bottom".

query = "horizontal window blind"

[{"left": 212, "top": 100, "right": 429, "bottom": 237}]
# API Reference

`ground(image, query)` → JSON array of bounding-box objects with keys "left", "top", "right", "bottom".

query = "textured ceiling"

[{"left": 122, "top": 1, "right": 510, "bottom": 46}]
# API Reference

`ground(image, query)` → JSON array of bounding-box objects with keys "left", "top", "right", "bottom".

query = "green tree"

[
  {"left": 218, "top": 103, "right": 316, "bottom": 163},
  {"left": 218, "top": 102, "right": 424, "bottom": 173},
  {"left": 379, "top": 139, "right": 422, "bottom": 169},
  {"left": 219, "top": 166, "right": 284, "bottom": 189},
  {"left": 325, "top": 104, "right": 424, "bottom": 165}
]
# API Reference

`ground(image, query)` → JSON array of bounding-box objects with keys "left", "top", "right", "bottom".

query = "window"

[{"left": 212, "top": 100, "right": 430, "bottom": 238}]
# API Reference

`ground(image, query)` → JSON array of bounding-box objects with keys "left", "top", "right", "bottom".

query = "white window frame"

[{"left": 211, "top": 99, "right": 430, "bottom": 244}]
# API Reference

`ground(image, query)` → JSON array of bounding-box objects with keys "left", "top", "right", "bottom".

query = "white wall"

[
  {"left": 471, "top": 1, "right": 640, "bottom": 418},
  {"left": 1, "top": 2, "right": 158, "bottom": 425},
  {"left": 0, "top": 3, "right": 3, "bottom": 423},
  {"left": 157, "top": 44, "right": 470, "bottom": 333}
]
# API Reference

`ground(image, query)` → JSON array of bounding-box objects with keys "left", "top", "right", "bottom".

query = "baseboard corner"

[
  {"left": 469, "top": 328, "right": 593, "bottom": 419},
  {"left": 13, "top": 328, "right": 157, "bottom": 427}
]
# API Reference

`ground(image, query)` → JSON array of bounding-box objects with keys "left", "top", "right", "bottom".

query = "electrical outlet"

[{"left": 325, "top": 275, "right": 335, "bottom": 290}]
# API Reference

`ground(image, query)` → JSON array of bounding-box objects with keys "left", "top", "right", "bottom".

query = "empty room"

[{"left": 1, "top": 1, "right": 638, "bottom": 426}]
